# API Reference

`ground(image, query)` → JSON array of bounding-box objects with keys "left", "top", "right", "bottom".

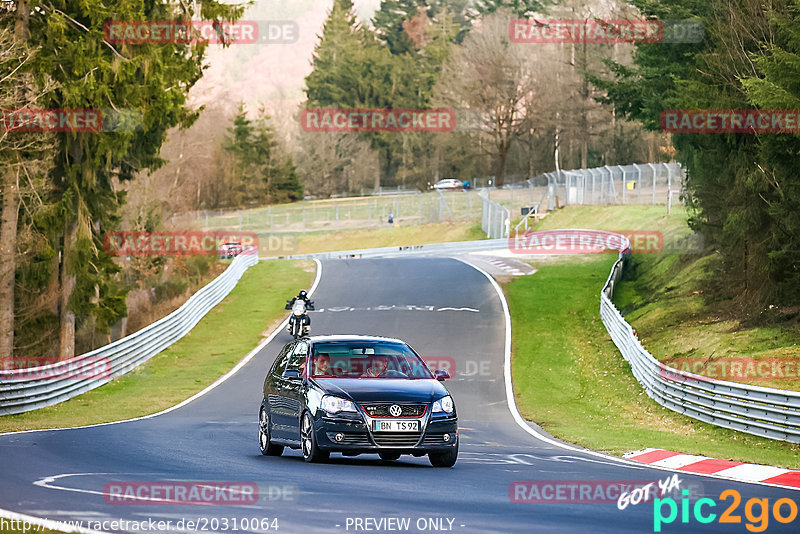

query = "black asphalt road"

[{"left": 0, "top": 258, "right": 798, "bottom": 534}]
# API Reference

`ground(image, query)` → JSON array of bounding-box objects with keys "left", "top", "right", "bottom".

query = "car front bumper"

[{"left": 313, "top": 413, "right": 458, "bottom": 454}]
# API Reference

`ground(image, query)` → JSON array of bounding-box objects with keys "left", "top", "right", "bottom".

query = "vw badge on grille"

[{"left": 389, "top": 404, "right": 402, "bottom": 417}]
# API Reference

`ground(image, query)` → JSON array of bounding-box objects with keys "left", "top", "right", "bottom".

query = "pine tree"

[
  {"left": 740, "top": 0, "right": 800, "bottom": 303},
  {"left": 20, "top": 0, "right": 243, "bottom": 356},
  {"left": 223, "top": 106, "right": 302, "bottom": 205}
]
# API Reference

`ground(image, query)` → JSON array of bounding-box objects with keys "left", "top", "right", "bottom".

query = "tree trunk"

[
  {"left": 15, "top": 1, "right": 29, "bottom": 40},
  {"left": 495, "top": 141, "right": 508, "bottom": 187},
  {"left": 59, "top": 220, "right": 77, "bottom": 359},
  {"left": 0, "top": 167, "right": 19, "bottom": 358},
  {"left": 0, "top": 1, "right": 31, "bottom": 358}
]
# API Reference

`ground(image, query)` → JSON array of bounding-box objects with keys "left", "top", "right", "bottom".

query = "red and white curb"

[{"left": 625, "top": 448, "right": 800, "bottom": 489}]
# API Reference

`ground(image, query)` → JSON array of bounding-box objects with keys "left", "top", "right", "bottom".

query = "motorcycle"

[{"left": 285, "top": 298, "right": 314, "bottom": 339}]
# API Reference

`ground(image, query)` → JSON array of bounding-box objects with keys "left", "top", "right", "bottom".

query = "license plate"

[{"left": 373, "top": 420, "right": 419, "bottom": 432}]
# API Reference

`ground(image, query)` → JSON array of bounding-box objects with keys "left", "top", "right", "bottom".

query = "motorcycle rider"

[
  {"left": 286, "top": 290, "right": 314, "bottom": 335},
  {"left": 286, "top": 290, "right": 312, "bottom": 310}
]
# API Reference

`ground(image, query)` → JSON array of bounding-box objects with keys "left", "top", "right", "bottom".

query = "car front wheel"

[
  {"left": 428, "top": 440, "right": 458, "bottom": 467},
  {"left": 259, "top": 406, "right": 284, "bottom": 456},
  {"left": 300, "top": 412, "right": 329, "bottom": 463}
]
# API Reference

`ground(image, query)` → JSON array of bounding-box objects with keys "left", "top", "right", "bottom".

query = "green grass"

[
  {"left": 262, "top": 221, "right": 486, "bottom": 257},
  {"left": 0, "top": 260, "right": 315, "bottom": 433},
  {"left": 506, "top": 257, "right": 800, "bottom": 468},
  {"left": 529, "top": 204, "right": 693, "bottom": 237}
]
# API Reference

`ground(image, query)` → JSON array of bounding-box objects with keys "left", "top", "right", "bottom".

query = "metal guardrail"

[
  {"left": 600, "top": 242, "right": 800, "bottom": 443},
  {"left": 0, "top": 249, "right": 259, "bottom": 416}
]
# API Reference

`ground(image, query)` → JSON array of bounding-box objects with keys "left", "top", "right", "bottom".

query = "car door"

[
  {"left": 266, "top": 342, "right": 294, "bottom": 441},
  {"left": 277, "top": 341, "right": 309, "bottom": 442}
]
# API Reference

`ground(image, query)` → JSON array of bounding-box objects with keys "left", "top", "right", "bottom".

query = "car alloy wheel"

[
  {"left": 300, "top": 412, "right": 328, "bottom": 463},
  {"left": 259, "top": 407, "right": 284, "bottom": 456}
]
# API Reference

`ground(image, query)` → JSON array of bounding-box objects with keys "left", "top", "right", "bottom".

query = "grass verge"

[
  {"left": 0, "top": 260, "right": 315, "bottom": 433},
  {"left": 506, "top": 205, "right": 800, "bottom": 468}
]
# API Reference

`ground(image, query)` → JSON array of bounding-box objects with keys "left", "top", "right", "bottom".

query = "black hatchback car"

[{"left": 258, "top": 335, "right": 458, "bottom": 467}]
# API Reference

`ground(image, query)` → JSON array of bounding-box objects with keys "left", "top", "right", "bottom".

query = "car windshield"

[{"left": 310, "top": 341, "right": 433, "bottom": 379}]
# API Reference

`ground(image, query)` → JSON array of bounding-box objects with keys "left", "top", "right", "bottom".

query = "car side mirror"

[
  {"left": 434, "top": 369, "right": 450, "bottom": 381},
  {"left": 282, "top": 369, "right": 301, "bottom": 380}
]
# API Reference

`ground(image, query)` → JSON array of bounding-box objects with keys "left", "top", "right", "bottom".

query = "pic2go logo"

[{"left": 654, "top": 489, "right": 798, "bottom": 532}]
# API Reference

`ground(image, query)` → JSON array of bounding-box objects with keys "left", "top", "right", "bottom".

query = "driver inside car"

[
  {"left": 362, "top": 356, "right": 389, "bottom": 378},
  {"left": 312, "top": 354, "right": 330, "bottom": 377}
]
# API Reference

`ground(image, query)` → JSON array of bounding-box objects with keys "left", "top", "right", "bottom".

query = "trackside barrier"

[
  {"left": 600, "top": 243, "right": 800, "bottom": 443},
  {"left": 0, "top": 248, "right": 259, "bottom": 415},
  {"left": 480, "top": 192, "right": 510, "bottom": 239}
]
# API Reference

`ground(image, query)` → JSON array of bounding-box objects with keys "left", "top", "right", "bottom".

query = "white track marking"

[
  {"left": 713, "top": 464, "right": 790, "bottom": 482},
  {"left": 0, "top": 258, "right": 322, "bottom": 437},
  {"left": 313, "top": 305, "right": 479, "bottom": 313},
  {"left": 455, "top": 257, "right": 800, "bottom": 491},
  {"left": 650, "top": 454, "right": 709, "bottom": 469}
]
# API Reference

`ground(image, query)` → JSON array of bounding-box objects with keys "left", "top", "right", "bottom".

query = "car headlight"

[
  {"left": 432, "top": 395, "right": 454, "bottom": 414},
  {"left": 321, "top": 395, "right": 358, "bottom": 414}
]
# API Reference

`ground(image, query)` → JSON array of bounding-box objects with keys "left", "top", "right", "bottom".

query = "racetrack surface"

[{"left": 0, "top": 258, "right": 798, "bottom": 533}]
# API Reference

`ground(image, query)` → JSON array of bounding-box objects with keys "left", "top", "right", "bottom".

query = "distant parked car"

[
  {"left": 432, "top": 179, "right": 464, "bottom": 191},
  {"left": 219, "top": 241, "right": 243, "bottom": 259}
]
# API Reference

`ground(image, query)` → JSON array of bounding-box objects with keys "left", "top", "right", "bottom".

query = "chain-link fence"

[
  {"left": 175, "top": 190, "right": 484, "bottom": 235},
  {"left": 173, "top": 162, "right": 683, "bottom": 242},
  {"left": 479, "top": 162, "right": 684, "bottom": 239}
]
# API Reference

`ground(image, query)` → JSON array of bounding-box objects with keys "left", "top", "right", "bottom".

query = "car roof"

[{"left": 305, "top": 334, "right": 406, "bottom": 345}]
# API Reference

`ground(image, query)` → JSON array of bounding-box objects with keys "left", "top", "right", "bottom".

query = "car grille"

[
  {"left": 361, "top": 403, "right": 426, "bottom": 418},
  {"left": 325, "top": 432, "right": 371, "bottom": 446},
  {"left": 372, "top": 432, "right": 422, "bottom": 447}
]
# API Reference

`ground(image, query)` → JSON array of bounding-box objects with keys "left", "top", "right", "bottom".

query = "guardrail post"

[
  {"left": 664, "top": 162, "right": 673, "bottom": 193},
  {"left": 621, "top": 166, "right": 627, "bottom": 204},
  {"left": 632, "top": 164, "right": 642, "bottom": 204},
  {"left": 648, "top": 163, "right": 657, "bottom": 204}
]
